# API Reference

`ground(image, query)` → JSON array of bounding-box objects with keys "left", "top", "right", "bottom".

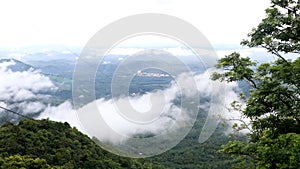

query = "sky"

[
  {"left": 0, "top": 1, "right": 267, "bottom": 152},
  {"left": 0, "top": 0, "right": 270, "bottom": 47}
]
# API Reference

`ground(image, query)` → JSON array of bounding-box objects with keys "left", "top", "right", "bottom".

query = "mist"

[
  {"left": 0, "top": 59, "right": 248, "bottom": 143},
  {"left": 0, "top": 60, "right": 56, "bottom": 119},
  {"left": 38, "top": 69, "right": 247, "bottom": 144}
]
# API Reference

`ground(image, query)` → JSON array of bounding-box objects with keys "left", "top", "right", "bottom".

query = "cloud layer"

[
  {"left": 0, "top": 57, "right": 249, "bottom": 145},
  {"left": 0, "top": 60, "right": 55, "bottom": 118},
  {"left": 38, "top": 69, "right": 246, "bottom": 144}
]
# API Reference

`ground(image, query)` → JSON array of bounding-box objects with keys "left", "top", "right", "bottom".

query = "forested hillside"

[
  {"left": 0, "top": 115, "right": 237, "bottom": 168},
  {"left": 0, "top": 119, "right": 163, "bottom": 169}
]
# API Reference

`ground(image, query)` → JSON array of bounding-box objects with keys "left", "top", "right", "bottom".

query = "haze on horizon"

[{"left": 0, "top": 0, "right": 270, "bottom": 47}]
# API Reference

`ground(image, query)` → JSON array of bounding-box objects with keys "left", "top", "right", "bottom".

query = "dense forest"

[
  {"left": 0, "top": 110, "right": 236, "bottom": 168},
  {"left": 0, "top": 119, "right": 165, "bottom": 169}
]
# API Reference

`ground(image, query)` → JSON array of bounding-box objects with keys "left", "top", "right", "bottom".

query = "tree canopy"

[
  {"left": 212, "top": 0, "right": 300, "bottom": 168},
  {"left": 0, "top": 119, "right": 161, "bottom": 169}
]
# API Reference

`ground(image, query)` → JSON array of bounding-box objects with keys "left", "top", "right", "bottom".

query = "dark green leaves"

[
  {"left": 214, "top": 0, "right": 300, "bottom": 168},
  {"left": 242, "top": 0, "right": 300, "bottom": 54},
  {"left": 212, "top": 52, "right": 257, "bottom": 87},
  {"left": 0, "top": 119, "right": 157, "bottom": 169}
]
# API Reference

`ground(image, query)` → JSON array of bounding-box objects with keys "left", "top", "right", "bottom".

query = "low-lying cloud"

[
  {"left": 38, "top": 69, "right": 247, "bottom": 144},
  {"left": 0, "top": 59, "right": 247, "bottom": 143},
  {"left": 0, "top": 60, "right": 55, "bottom": 118},
  {"left": 37, "top": 101, "right": 83, "bottom": 132}
]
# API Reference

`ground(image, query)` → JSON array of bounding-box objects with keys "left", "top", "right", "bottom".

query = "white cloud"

[
  {"left": 39, "top": 69, "right": 247, "bottom": 144},
  {"left": 38, "top": 101, "right": 83, "bottom": 132},
  {"left": 102, "top": 61, "right": 111, "bottom": 65},
  {"left": 0, "top": 62, "right": 55, "bottom": 95},
  {"left": 0, "top": 57, "right": 249, "bottom": 140},
  {"left": 195, "top": 69, "right": 250, "bottom": 134},
  {"left": 0, "top": 60, "right": 56, "bottom": 116},
  {"left": 13, "top": 89, "right": 35, "bottom": 102},
  {"left": 169, "top": 69, "right": 250, "bottom": 136},
  {"left": 19, "top": 102, "right": 46, "bottom": 114},
  {"left": 0, "top": 102, "right": 7, "bottom": 113}
]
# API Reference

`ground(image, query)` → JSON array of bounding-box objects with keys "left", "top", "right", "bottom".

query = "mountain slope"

[
  {"left": 0, "top": 58, "right": 34, "bottom": 72},
  {"left": 0, "top": 119, "right": 163, "bottom": 169}
]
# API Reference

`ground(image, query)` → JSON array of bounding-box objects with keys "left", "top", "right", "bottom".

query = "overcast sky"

[{"left": 0, "top": 0, "right": 270, "bottom": 47}]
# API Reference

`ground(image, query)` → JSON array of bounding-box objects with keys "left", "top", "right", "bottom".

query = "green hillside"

[{"left": 0, "top": 119, "right": 164, "bottom": 169}]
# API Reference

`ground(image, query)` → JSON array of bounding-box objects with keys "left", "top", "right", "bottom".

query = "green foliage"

[
  {"left": 212, "top": 52, "right": 257, "bottom": 86},
  {"left": 241, "top": 0, "right": 300, "bottom": 57},
  {"left": 213, "top": 0, "right": 300, "bottom": 168},
  {"left": 150, "top": 112, "right": 236, "bottom": 169},
  {"left": 256, "top": 132, "right": 300, "bottom": 168},
  {"left": 221, "top": 132, "right": 300, "bottom": 168},
  {"left": 0, "top": 155, "right": 51, "bottom": 169},
  {"left": 0, "top": 119, "right": 159, "bottom": 169}
]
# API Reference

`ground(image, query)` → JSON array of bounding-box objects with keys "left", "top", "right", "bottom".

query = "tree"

[
  {"left": 0, "top": 119, "right": 160, "bottom": 169},
  {"left": 0, "top": 155, "right": 52, "bottom": 169},
  {"left": 212, "top": 0, "right": 300, "bottom": 168}
]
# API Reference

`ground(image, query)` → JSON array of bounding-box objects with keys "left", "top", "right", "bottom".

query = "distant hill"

[
  {"left": 28, "top": 59, "right": 75, "bottom": 78},
  {"left": 0, "top": 59, "right": 72, "bottom": 124},
  {"left": 0, "top": 58, "right": 34, "bottom": 72}
]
